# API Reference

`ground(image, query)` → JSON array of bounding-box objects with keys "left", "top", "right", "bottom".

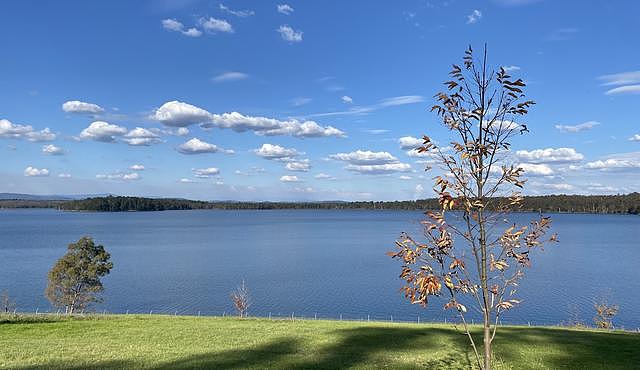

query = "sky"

[{"left": 1, "top": 0, "right": 639, "bottom": 201}]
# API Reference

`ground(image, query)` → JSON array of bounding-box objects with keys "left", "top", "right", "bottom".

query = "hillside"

[{"left": 0, "top": 315, "right": 637, "bottom": 369}]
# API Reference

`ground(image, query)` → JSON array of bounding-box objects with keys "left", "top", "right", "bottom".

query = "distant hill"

[{"left": 0, "top": 193, "right": 111, "bottom": 201}]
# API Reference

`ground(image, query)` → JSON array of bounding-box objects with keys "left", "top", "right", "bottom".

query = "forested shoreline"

[{"left": 1, "top": 193, "right": 638, "bottom": 214}]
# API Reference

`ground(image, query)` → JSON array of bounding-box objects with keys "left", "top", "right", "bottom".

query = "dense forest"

[{"left": 2, "top": 193, "right": 632, "bottom": 214}]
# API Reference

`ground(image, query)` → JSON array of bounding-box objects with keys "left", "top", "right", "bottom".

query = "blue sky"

[{"left": 1, "top": 0, "right": 639, "bottom": 201}]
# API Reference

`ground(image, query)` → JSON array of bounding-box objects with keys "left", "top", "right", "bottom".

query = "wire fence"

[{"left": 4, "top": 307, "right": 640, "bottom": 333}]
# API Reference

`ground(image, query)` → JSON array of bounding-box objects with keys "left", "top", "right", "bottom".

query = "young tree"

[
  {"left": 45, "top": 237, "right": 113, "bottom": 314},
  {"left": 230, "top": 280, "right": 251, "bottom": 318},
  {"left": 388, "top": 45, "right": 558, "bottom": 370},
  {"left": 1, "top": 289, "right": 16, "bottom": 313}
]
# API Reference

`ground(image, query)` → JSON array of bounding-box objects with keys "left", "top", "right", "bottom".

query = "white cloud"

[
  {"left": 62, "top": 100, "right": 104, "bottom": 114},
  {"left": 207, "top": 112, "right": 345, "bottom": 137},
  {"left": 314, "top": 173, "right": 335, "bottom": 180},
  {"left": 177, "top": 138, "right": 232, "bottom": 154},
  {"left": 516, "top": 148, "right": 584, "bottom": 163},
  {"left": 629, "top": 134, "right": 640, "bottom": 142},
  {"left": 254, "top": 143, "right": 300, "bottom": 161},
  {"left": 212, "top": 72, "right": 249, "bottom": 83},
  {"left": 152, "top": 101, "right": 345, "bottom": 138},
  {"left": 398, "top": 136, "right": 422, "bottom": 150},
  {"left": 219, "top": 4, "right": 254, "bottom": 17},
  {"left": 399, "top": 175, "right": 412, "bottom": 180},
  {"left": 24, "top": 166, "right": 49, "bottom": 177},
  {"left": 277, "top": 25, "right": 303, "bottom": 42},
  {"left": 42, "top": 144, "right": 64, "bottom": 155},
  {"left": 0, "top": 119, "right": 56, "bottom": 142},
  {"left": 584, "top": 158, "right": 640, "bottom": 170},
  {"left": 79, "top": 121, "right": 128, "bottom": 142},
  {"left": 329, "top": 150, "right": 399, "bottom": 165},
  {"left": 179, "top": 178, "right": 197, "bottom": 183},
  {"left": 345, "top": 163, "right": 412, "bottom": 174},
  {"left": 193, "top": 167, "right": 220, "bottom": 178},
  {"left": 176, "top": 127, "right": 189, "bottom": 136},
  {"left": 365, "top": 129, "right": 389, "bottom": 135},
  {"left": 466, "top": 9, "right": 482, "bottom": 24},
  {"left": 152, "top": 101, "right": 212, "bottom": 127},
  {"left": 280, "top": 175, "right": 300, "bottom": 182},
  {"left": 286, "top": 159, "right": 311, "bottom": 172},
  {"left": 123, "top": 127, "right": 162, "bottom": 146},
  {"left": 162, "top": 18, "right": 203, "bottom": 37},
  {"left": 604, "top": 85, "right": 640, "bottom": 95},
  {"left": 379, "top": 95, "right": 424, "bottom": 107},
  {"left": 598, "top": 71, "right": 640, "bottom": 86},
  {"left": 199, "top": 17, "right": 234, "bottom": 33},
  {"left": 518, "top": 163, "right": 554, "bottom": 176},
  {"left": 182, "top": 28, "right": 203, "bottom": 37},
  {"left": 341, "top": 96, "right": 353, "bottom": 104},
  {"left": 58, "top": 173, "right": 72, "bottom": 179},
  {"left": 129, "top": 164, "right": 145, "bottom": 171},
  {"left": 503, "top": 65, "right": 521, "bottom": 72},
  {"left": 555, "top": 121, "right": 600, "bottom": 133},
  {"left": 96, "top": 172, "right": 141, "bottom": 181},
  {"left": 330, "top": 150, "right": 411, "bottom": 174},
  {"left": 277, "top": 4, "right": 294, "bottom": 15}
]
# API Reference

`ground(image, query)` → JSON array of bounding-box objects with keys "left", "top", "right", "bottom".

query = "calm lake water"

[{"left": 1, "top": 208, "right": 638, "bottom": 328}]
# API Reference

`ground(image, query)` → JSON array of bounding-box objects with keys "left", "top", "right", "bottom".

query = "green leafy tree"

[
  {"left": 388, "top": 45, "right": 558, "bottom": 370},
  {"left": 45, "top": 237, "right": 113, "bottom": 314}
]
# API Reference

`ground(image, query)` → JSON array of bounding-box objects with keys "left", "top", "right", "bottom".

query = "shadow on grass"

[
  {"left": 151, "top": 326, "right": 472, "bottom": 369},
  {"left": 7, "top": 322, "right": 640, "bottom": 369}
]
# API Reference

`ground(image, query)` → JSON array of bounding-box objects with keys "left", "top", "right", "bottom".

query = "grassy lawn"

[{"left": 0, "top": 314, "right": 638, "bottom": 369}]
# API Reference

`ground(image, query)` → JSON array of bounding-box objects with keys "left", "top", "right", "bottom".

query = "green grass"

[{"left": 0, "top": 314, "right": 638, "bottom": 369}]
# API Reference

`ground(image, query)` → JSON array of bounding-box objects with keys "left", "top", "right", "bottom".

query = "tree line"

[{"left": 37, "top": 193, "right": 640, "bottom": 214}]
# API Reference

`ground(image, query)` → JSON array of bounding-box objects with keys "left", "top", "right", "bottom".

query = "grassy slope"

[{"left": 0, "top": 315, "right": 638, "bottom": 369}]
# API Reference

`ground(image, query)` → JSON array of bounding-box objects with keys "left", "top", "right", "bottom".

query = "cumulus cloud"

[
  {"left": 516, "top": 148, "right": 584, "bottom": 163},
  {"left": 466, "top": 9, "right": 482, "bottom": 24},
  {"left": 286, "top": 159, "right": 311, "bottom": 172},
  {"left": 24, "top": 166, "right": 49, "bottom": 177},
  {"left": 219, "top": 4, "right": 254, "bottom": 17},
  {"left": 42, "top": 144, "right": 64, "bottom": 155},
  {"left": 79, "top": 121, "right": 128, "bottom": 142},
  {"left": 330, "top": 150, "right": 411, "bottom": 174},
  {"left": 555, "top": 121, "right": 600, "bottom": 133},
  {"left": 277, "top": 4, "right": 294, "bottom": 15},
  {"left": 518, "top": 163, "right": 554, "bottom": 176},
  {"left": 330, "top": 150, "right": 399, "bottom": 165},
  {"left": 62, "top": 100, "right": 104, "bottom": 114},
  {"left": 341, "top": 96, "right": 353, "bottom": 104},
  {"left": 161, "top": 18, "right": 202, "bottom": 37},
  {"left": 254, "top": 143, "right": 300, "bottom": 161},
  {"left": 96, "top": 172, "right": 141, "bottom": 181},
  {"left": 129, "top": 164, "right": 145, "bottom": 171},
  {"left": 277, "top": 25, "right": 303, "bottom": 42},
  {"left": 0, "top": 119, "right": 56, "bottom": 142},
  {"left": 123, "top": 127, "right": 162, "bottom": 146},
  {"left": 584, "top": 158, "right": 640, "bottom": 170},
  {"left": 280, "top": 175, "right": 300, "bottom": 182},
  {"left": 199, "top": 17, "right": 234, "bottom": 33},
  {"left": 179, "top": 178, "right": 197, "bottom": 183},
  {"left": 152, "top": 101, "right": 345, "bottom": 138},
  {"left": 629, "top": 134, "right": 640, "bottom": 142},
  {"left": 152, "top": 101, "right": 212, "bottom": 127},
  {"left": 193, "top": 167, "right": 220, "bottom": 178},
  {"left": 177, "top": 138, "right": 232, "bottom": 155},
  {"left": 398, "top": 136, "right": 422, "bottom": 150},
  {"left": 212, "top": 72, "right": 249, "bottom": 83}
]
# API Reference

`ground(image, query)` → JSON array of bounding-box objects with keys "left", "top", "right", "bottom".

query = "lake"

[{"left": 1, "top": 208, "right": 638, "bottom": 328}]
